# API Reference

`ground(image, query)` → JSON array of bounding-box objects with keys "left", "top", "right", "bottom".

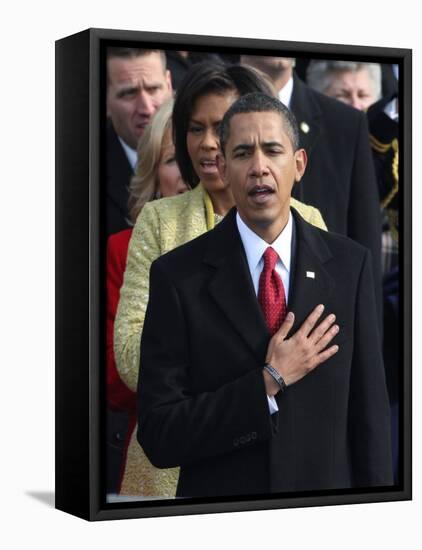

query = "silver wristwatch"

[{"left": 263, "top": 363, "right": 287, "bottom": 392}]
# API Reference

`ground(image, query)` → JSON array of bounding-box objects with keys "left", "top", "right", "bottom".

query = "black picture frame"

[{"left": 55, "top": 27, "right": 412, "bottom": 521}]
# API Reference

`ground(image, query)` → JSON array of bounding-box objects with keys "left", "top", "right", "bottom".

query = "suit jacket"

[
  {"left": 138, "top": 208, "right": 393, "bottom": 498},
  {"left": 106, "top": 122, "right": 134, "bottom": 236},
  {"left": 290, "top": 76, "right": 382, "bottom": 323}
]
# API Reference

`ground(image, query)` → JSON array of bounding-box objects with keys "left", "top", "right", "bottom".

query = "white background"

[{"left": 1, "top": 1, "right": 419, "bottom": 547}]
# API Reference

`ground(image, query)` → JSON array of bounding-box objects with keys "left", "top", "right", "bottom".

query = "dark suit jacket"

[
  {"left": 138, "top": 208, "right": 393, "bottom": 498},
  {"left": 106, "top": 122, "right": 134, "bottom": 237},
  {"left": 290, "top": 76, "right": 382, "bottom": 323}
]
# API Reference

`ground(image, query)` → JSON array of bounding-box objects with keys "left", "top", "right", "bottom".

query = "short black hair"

[
  {"left": 106, "top": 47, "right": 167, "bottom": 81},
  {"left": 219, "top": 92, "right": 300, "bottom": 155},
  {"left": 172, "top": 62, "right": 275, "bottom": 188}
]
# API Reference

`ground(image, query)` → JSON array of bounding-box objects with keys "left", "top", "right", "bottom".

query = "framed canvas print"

[{"left": 55, "top": 27, "right": 412, "bottom": 521}]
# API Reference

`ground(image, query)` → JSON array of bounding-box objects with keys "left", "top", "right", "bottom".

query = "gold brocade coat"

[{"left": 114, "top": 183, "right": 327, "bottom": 497}]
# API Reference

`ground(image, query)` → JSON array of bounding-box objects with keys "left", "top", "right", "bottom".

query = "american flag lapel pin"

[{"left": 306, "top": 271, "right": 315, "bottom": 279}]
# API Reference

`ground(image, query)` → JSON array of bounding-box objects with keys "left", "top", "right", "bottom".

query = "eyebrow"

[
  {"left": 189, "top": 118, "right": 221, "bottom": 125},
  {"left": 115, "top": 81, "right": 163, "bottom": 97},
  {"left": 232, "top": 141, "right": 285, "bottom": 153},
  {"left": 116, "top": 84, "right": 140, "bottom": 97}
]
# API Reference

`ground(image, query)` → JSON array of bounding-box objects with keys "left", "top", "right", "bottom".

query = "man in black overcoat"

[
  {"left": 137, "top": 93, "right": 393, "bottom": 498},
  {"left": 240, "top": 56, "right": 382, "bottom": 324}
]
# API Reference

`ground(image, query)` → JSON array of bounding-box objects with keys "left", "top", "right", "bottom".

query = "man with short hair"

[
  {"left": 137, "top": 93, "right": 393, "bottom": 498},
  {"left": 106, "top": 48, "right": 172, "bottom": 235},
  {"left": 240, "top": 56, "right": 382, "bottom": 325}
]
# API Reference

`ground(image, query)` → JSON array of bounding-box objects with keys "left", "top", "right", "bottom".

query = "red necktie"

[{"left": 258, "top": 247, "right": 287, "bottom": 335}]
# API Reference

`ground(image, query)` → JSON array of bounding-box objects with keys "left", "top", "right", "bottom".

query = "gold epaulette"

[{"left": 369, "top": 135, "right": 399, "bottom": 210}]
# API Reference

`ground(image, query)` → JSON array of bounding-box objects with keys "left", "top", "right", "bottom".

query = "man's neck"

[
  {"left": 272, "top": 67, "right": 293, "bottom": 94},
  {"left": 238, "top": 210, "right": 291, "bottom": 245}
]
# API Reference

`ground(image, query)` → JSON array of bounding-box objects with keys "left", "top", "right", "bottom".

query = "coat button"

[{"left": 251, "top": 432, "right": 257, "bottom": 440}]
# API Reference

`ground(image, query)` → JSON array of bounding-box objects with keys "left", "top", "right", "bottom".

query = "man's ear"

[
  {"left": 294, "top": 148, "right": 307, "bottom": 182},
  {"left": 166, "top": 70, "right": 173, "bottom": 94},
  {"left": 216, "top": 153, "right": 227, "bottom": 183}
]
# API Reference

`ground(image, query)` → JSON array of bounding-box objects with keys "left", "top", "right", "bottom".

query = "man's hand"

[{"left": 263, "top": 304, "right": 339, "bottom": 396}]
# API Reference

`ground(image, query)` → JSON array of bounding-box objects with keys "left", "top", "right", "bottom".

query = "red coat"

[{"left": 106, "top": 228, "right": 137, "bottom": 412}]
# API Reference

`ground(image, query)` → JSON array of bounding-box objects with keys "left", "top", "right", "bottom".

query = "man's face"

[
  {"left": 218, "top": 111, "right": 306, "bottom": 243},
  {"left": 106, "top": 52, "right": 172, "bottom": 149},
  {"left": 324, "top": 69, "right": 377, "bottom": 111}
]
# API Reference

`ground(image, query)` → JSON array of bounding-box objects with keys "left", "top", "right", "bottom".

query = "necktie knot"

[{"left": 263, "top": 247, "right": 279, "bottom": 272}]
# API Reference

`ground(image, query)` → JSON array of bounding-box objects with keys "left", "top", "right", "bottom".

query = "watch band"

[{"left": 264, "top": 363, "right": 287, "bottom": 392}]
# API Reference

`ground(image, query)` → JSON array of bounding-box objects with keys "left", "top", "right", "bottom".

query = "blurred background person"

[
  {"left": 240, "top": 55, "right": 382, "bottom": 326},
  {"left": 114, "top": 62, "right": 327, "bottom": 497},
  {"left": 367, "top": 81, "right": 399, "bottom": 483},
  {"left": 106, "top": 47, "right": 173, "bottom": 236},
  {"left": 295, "top": 59, "right": 397, "bottom": 100},
  {"left": 106, "top": 98, "right": 189, "bottom": 498},
  {"left": 306, "top": 60, "right": 382, "bottom": 111}
]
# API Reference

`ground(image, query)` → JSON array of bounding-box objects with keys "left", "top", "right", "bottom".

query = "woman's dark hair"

[{"left": 173, "top": 62, "right": 276, "bottom": 187}]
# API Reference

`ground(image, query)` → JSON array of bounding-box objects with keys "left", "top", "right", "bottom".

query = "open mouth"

[
  {"left": 199, "top": 159, "right": 218, "bottom": 174},
  {"left": 248, "top": 185, "right": 275, "bottom": 204}
]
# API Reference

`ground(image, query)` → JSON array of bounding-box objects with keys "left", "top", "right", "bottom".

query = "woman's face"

[
  {"left": 157, "top": 127, "right": 189, "bottom": 197},
  {"left": 186, "top": 91, "right": 238, "bottom": 193}
]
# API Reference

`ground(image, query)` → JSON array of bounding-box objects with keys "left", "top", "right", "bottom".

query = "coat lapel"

[
  {"left": 204, "top": 209, "right": 269, "bottom": 361},
  {"left": 287, "top": 210, "right": 335, "bottom": 335}
]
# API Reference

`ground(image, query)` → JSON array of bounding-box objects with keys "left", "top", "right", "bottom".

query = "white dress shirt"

[
  {"left": 236, "top": 212, "right": 294, "bottom": 415},
  {"left": 278, "top": 76, "right": 294, "bottom": 109},
  {"left": 118, "top": 136, "right": 137, "bottom": 171},
  {"left": 384, "top": 97, "right": 399, "bottom": 122}
]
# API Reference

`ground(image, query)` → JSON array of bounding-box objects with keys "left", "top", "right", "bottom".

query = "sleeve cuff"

[{"left": 267, "top": 395, "right": 279, "bottom": 415}]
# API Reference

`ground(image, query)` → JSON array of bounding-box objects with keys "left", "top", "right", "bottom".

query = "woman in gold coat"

[{"left": 114, "top": 62, "right": 326, "bottom": 498}]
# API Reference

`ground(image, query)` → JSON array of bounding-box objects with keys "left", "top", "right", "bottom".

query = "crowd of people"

[{"left": 104, "top": 47, "right": 400, "bottom": 499}]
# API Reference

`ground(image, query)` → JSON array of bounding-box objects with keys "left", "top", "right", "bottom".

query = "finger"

[
  {"left": 309, "top": 313, "right": 336, "bottom": 344},
  {"left": 315, "top": 344, "right": 339, "bottom": 365},
  {"left": 275, "top": 311, "right": 295, "bottom": 340},
  {"left": 315, "top": 324, "right": 339, "bottom": 352},
  {"left": 296, "top": 304, "right": 325, "bottom": 338}
]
